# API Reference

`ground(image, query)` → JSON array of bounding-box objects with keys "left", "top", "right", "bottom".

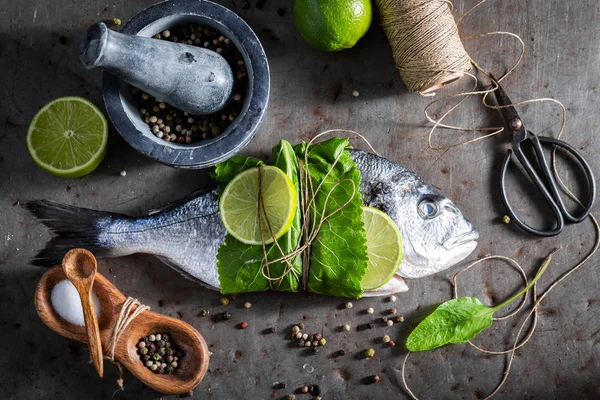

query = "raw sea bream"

[{"left": 25, "top": 150, "right": 478, "bottom": 297}]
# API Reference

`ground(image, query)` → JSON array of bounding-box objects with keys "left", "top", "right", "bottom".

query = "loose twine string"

[
  {"left": 102, "top": 297, "right": 150, "bottom": 391},
  {"left": 256, "top": 130, "right": 380, "bottom": 291},
  {"left": 388, "top": 0, "right": 600, "bottom": 398}
]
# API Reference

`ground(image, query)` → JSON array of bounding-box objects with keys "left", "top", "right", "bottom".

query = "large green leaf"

[
  {"left": 215, "top": 140, "right": 302, "bottom": 293},
  {"left": 294, "top": 138, "right": 368, "bottom": 298}
]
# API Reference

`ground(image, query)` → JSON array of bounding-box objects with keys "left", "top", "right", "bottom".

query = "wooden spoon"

[
  {"left": 35, "top": 264, "right": 209, "bottom": 395},
  {"left": 62, "top": 248, "right": 104, "bottom": 378}
]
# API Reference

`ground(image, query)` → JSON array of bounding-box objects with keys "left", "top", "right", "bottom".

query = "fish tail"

[{"left": 23, "top": 200, "right": 125, "bottom": 267}]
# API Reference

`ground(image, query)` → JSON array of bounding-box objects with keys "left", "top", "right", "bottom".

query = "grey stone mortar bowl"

[{"left": 102, "top": 0, "right": 269, "bottom": 169}]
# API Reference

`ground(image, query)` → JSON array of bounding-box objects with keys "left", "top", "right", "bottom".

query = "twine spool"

[{"left": 376, "top": 0, "right": 472, "bottom": 93}]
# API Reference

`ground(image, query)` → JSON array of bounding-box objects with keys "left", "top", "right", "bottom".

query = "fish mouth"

[{"left": 443, "top": 230, "right": 479, "bottom": 249}]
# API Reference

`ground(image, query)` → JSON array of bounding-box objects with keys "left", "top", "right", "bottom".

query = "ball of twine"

[{"left": 376, "top": 0, "right": 472, "bottom": 93}]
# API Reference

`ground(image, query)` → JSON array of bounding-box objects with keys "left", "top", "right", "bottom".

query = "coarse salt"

[{"left": 51, "top": 279, "right": 101, "bottom": 326}]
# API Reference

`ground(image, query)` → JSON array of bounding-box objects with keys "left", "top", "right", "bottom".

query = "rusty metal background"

[{"left": 1, "top": 0, "right": 599, "bottom": 399}]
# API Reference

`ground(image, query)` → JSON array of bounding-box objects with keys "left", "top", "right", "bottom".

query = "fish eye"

[{"left": 418, "top": 199, "right": 439, "bottom": 219}]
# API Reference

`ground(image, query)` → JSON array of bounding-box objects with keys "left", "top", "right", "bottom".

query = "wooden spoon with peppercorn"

[{"left": 35, "top": 258, "right": 209, "bottom": 395}]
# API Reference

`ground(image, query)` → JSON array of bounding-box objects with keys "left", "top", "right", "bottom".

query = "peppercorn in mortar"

[{"left": 131, "top": 24, "right": 249, "bottom": 144}]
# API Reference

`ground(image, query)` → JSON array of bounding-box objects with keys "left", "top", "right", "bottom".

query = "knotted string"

[
  {"left": 257, "top": 129, "right": 380, "bottom": 291},
  {"left": 104, "top": 297, "right": 150, "bottom": 390}
]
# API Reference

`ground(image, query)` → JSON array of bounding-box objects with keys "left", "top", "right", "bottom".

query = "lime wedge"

[
  {"left": 219, "top": 166, "right": 298, "bottom": 245},
  {"left": 27, "top": 97, "right": 108, "bottom": 178},
  {"left": 361, "top": 206, "right": 403, "bottom": 290}
]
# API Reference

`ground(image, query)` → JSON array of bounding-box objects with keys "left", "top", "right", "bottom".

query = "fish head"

[{"left": 394, "top": 183, "right": 478, "bottom": 279}]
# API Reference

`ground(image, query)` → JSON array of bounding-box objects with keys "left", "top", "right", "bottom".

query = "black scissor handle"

[
  {"left": 499, "top": 149, "right": 565, "bottom": 236},
  {"left": 534, "top": 135, "right": 596, "bottom": 223}
]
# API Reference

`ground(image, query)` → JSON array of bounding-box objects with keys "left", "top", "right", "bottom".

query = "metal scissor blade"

[{"left": 489, "top": 74, "right": 521, "bottom": 129}]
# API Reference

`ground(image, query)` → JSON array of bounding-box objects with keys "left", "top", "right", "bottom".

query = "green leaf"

[
  {"left": 405, "top": 297, "right": 494, "bottom": 352},
  {"left": 210, "top": 154, "right": 264, "bottom": 190},
  {"left": 215, "top": 141, "right": 302, "bottom": 294},
  {"left": 294, "top": 138, "right": 368, "bottom": 298}
]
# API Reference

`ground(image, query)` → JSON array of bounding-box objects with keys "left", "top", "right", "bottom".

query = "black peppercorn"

[
  {"left": 223, "top": 311, "right": 232, "bottom": 320},
  {"left": 162, "top": 334, "right": 169, "bottom": 342},
  {"left": 339, "top": 350, "right": 346, "bottom": 356},
  {"left": 270, "top": 327, "right": 277, "bottom": 333},
  {"left": 309, "top": 385, "right": 321, "bottom": 396},
  {"left": 369, "top": 375, "right": 380, "bottom": 384},
  {"left": 166, "top": 366, "right": 174, "bottom": 374},
  {"left": 312, "top": 346, "right": 320, "bottom": 354},
  {"left": 368, "top": 323, "right": 375, "bottom": 329}
]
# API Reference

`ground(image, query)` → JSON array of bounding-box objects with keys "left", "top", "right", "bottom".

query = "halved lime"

[
  {"left": 219, "top": 166, "right": 298, "bottom": 245},
  {"left": 361, "top": 206, "right": 403, "bottom": 290},
  {"left": 27, "top": 97, "right": 108, "bottom": 178}
]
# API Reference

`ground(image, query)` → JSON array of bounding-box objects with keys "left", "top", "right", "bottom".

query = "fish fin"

[
  {"left": 23, "top": 200, "right": 125, "bottom": 267},
  {"left": 156, "top": 255, "right": 220, "bottom": 291},
  {"left": 361, "top": 275, "right": 409, "bottom": 297},
  {"left": 148, "top": 184, "right": 218, "bottom": 216}
]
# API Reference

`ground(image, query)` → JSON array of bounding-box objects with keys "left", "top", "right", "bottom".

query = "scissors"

[{"left": 490, "top": 74, "right": 596, "bottom": 237}]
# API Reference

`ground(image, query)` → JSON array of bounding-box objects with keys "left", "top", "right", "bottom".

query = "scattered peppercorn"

[
  {"left": 343, "top": 324, "right": 351, "bottom": 332},
  {"left": 368, "top": 323, "right": 375, "bottom": 329},
  {"left": 314, "top": 333, "right": 322, "bottom": 341},
  {"left": 301, "top": 385, "right": 309, "bottom": 393},
  {"left": 292, "top": 325, "right": 300, "bottom": 334},
  {"left": 270, "top": 327, "right": 277, "bottom": 333},
  {"left": 240, "top": 322, "right": 248, "bottom": 329},
  {"left": 222, "top": 312, "right": 232, "bottom": 320},
  {"left": 319, "top": 338, "right": 326, "bottom": 346},
  {"left": 388, "top": 308, "right": 397, "bottom": 314},
  {"left": 312, "top": 346, "right": 320, "bottom": 354},
  {"left": 199, "top": 309, "right": 210, "bottom": 317},
  {"left": 503, "top": 215, "right": 511, "bottom": 224},
  {"left": 367, "top": 307, "right": 374, "bottom": 314},
  {"left": 352, "top": 90, "right": 360, "bottom": 97},
  {"left": 338, "top": 350, "right": 346, "bottom": 356},
  {"left": 365, "top": 348, "right": 375, "bottom": 358},
  {"left": 309, "top": 385, "right": 321, "bottom": 396},
  {"left": 133, "top": 23, "right": 248, "bottom": 144},
  {"left": 277, "top": 8, "right": 286, "bottom": 16},
  {"left": 345, "top": 301, "right": 353, "bottom": 309},
  {"left": 298, "top": 322, "right": 304, "bottom": 330},
  {"left": 278, "top": 382, "right": 287, "bottom": 389},
  {"left": 220, "top": 297, "right": 230, "bottom": 305},
  {"left": 390, "top": 295, "right": 397, "bottom": 302},
  {"left": 395, "top": 315, "right": 405, "bottom": 323},
  {"left": 287, "top": 395, "right": 295, "bottom": 400},
  {"left": 112, "top": 17, "right": 122, "bottom": 26},
  {"left": 388, "top": 341, "right": 396, "bottom": 347},
  {"left": 381, "top": 317, "right": 388, "bottom": 323},
  {"left": 383, "top": 335, "right": 391, "bottom": 343},
  {"left": 244, "top": 301, "right": 252, "bottom": 309},
  {"left": 369, "top": 375, "right": 380, "bottom": 384},
  {"left": 119, "top": 170, "right": 126, "bottom": 177},
  {"left": 386, "top": 320, "right": 394, "bottom": 327}
]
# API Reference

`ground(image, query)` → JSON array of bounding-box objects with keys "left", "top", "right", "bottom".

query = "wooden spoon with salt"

[
  {"left": 62, "top": 248, "right": 104, "bottom": 377},
  {"left": 35, "top": 259, "right": 209, "bottom": 394}
]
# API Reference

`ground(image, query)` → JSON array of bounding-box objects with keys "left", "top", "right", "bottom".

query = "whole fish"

[{"left": 25, "top": 150, "right": 478, "bottom": 297}]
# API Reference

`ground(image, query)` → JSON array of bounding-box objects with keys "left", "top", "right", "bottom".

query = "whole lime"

[{"left": 292, "top": 0, "right": 373, "bottom": 51}]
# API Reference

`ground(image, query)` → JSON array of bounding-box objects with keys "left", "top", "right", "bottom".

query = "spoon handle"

[{"left": 79, "top": 285, "right": 104, "bottom": 377}]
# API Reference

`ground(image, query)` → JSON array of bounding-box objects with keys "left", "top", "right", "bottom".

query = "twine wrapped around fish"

[{"left": 257, "top": 130, "right": 379, "bottom": 292}]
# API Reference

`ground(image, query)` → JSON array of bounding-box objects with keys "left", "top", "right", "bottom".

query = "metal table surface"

[{"left": 1, "top": 0, "right": 599, "bottom": 399}]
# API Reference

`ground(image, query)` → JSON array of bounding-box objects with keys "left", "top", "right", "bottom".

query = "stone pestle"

[{"left": 78, "top": 22, "right": 234, "bottom": 115}]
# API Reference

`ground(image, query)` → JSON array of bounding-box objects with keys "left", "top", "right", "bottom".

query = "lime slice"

[
  {"left": 361, "top": 206, "right": 403, "bottom": 290},
  {"left": 27, "top": 97, "right": 108, "bottom": 178},
  {"left": 219, "top": 166, "right": 298, "bottom": 245}
]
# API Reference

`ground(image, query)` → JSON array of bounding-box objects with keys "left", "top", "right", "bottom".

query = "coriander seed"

[
  {"left": 390, "top": 295, "right": 397, "bottom": 302},
  {"left": 367, "top": 307, "right": 374, "bottom": 314},
  {"left": 386, "top": 320, "right": 394, "bottom": 327},
  {"left": 244, "top": 301, "right": 252, "bottom": 309},
  {"left": 343, "top": 324, "right": 351, "bottom": 332},
  {"left": 345, "top": 301, "right": 353, "bottom": 309},
  {"left": 382, "top": 335, "right": 391, "bottom": 343}
]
